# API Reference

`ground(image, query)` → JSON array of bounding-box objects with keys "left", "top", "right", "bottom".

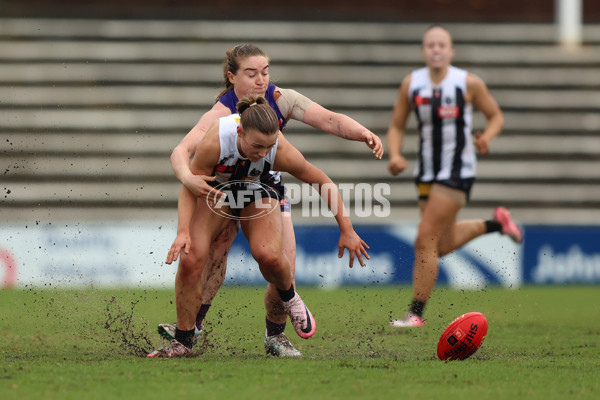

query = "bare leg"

[
  {"left": 240, "top": 201, "right": 293, "bottom": 290},
  {"left": 412, "top": 190, "right": 462, "bottom": 302},
  {"left": 392, "top": 186, "right": 498, "bottom": 327},
  {"left": 264, "top": 211, "right": 296, "bottom": 325},
  {"left": 199, "top": 221, "right": 239, "bottom": 304},
  {"left": 437, "top": 219, "right": 487, "bottom": 257},
  {"left": 175, "top": 200, "right": 229, "bottom": 331}
]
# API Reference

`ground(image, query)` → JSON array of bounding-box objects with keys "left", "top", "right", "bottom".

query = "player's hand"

[
  {"left": 363, "top": 131, "right": 384, "bottom": 160},
  {"left": 388, "top": 154, "right": 407, "bottom": 176},
  {"left": 165, "top": 232, "right": 191, "bottom": 265},
  {"left": 474, "top": 131, "right": 491, "bottom": 155},
  {"left": 184, "top": 174, "right": 225, "bottom": 202},
  {"left": 337, "top": 230, "right": 370, "bottom": 268}
]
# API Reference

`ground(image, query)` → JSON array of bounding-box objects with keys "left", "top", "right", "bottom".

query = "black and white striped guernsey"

[
  {"left": 408, "top": 66, "right": 476, "bottom": 183},
  {"left": 211, "top": 114, "right": 281, "bottom": 190}
]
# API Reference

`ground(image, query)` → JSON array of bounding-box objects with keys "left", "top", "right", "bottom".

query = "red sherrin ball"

[{"left": 437, "top": 312, "right": 488, "bottom": 361}]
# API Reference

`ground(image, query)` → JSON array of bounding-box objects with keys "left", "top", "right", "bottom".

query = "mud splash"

[
  {"left": 102, "top": 296, "right": 154, "bottom": 357},
  {"left": 102, "top": 295, "right": 214, "bottom": 358}
]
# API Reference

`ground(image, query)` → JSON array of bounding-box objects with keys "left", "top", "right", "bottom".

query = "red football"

[{"left": 437, "top": 312, "right": 488, "bottom": 361}]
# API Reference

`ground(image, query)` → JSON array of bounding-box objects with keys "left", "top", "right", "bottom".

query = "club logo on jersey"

[{"left": 438, "top": 105, "right": 459, "bottom": 119}]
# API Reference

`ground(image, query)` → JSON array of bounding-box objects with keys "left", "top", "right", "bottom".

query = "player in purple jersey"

[
  {"left": 386, "top": 26, "right": 522, "bottom": 328},
  {"left": 160, "top": 44, "right": 383, "bottom": 357}
]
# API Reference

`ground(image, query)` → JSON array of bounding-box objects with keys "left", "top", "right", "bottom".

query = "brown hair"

[
  {"left": 217, "top": 44, "right": 270, "bottom": 99},
  {"left": 237, "top": 95, "right": 279, "bottom": 136}
]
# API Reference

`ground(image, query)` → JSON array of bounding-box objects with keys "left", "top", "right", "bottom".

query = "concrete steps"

[{"left": 1, "top": 18, "right": 599, "bottom": 224}]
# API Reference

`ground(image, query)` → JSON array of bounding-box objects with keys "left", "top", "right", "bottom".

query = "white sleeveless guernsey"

[
  {"left": 212, "top": 114, "right": 280, "bottom": 190},
  {"left": 408, "top": 66, "right": 476, "bottom": 183}
]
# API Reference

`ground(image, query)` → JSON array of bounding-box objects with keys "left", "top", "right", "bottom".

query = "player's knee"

[
  {"left": 253, "top": 250, "right": 284, "bottom": 272},
  {"left": 179, "top": 251, "right": 207, "bottom": 279},
  {"left": 415, "top": 229, "right": 439, "bottom": 250}
]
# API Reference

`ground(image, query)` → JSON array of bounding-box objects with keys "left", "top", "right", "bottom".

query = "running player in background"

[
  {"left": 159, "top": 44, "right": 383, "bottom": 356},
  {"left": 386, "top": 25, "right": 523, "bottom": 328},
  {"left": 148, "top": 95, "right": 369, "bottom": 357}
]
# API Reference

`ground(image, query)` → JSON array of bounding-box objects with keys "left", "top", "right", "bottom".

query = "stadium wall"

[
  {"left": 2, "top": 223, "right": 599, "bottom": 289},
  {"left": 2, "top": 0, "right": 600, "bottom": 22}
]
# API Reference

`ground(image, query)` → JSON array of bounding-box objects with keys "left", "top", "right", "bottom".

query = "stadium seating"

[{"left": 1, "top": 19, "right": 599, "bottom": 224}]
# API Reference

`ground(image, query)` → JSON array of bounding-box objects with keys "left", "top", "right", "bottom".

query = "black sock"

[
  {"left": 195, "top": 304, "right": 211, "bottom": 330},
  {"left": 485, "top": 220, "right": 502, "bottom": 233},
  {"left": 175, "top": 327, "right": 196, "bottom": 349},
  {"left": 277, "top": 284, "right": 295, "bottom": 302},
  {"left": 266, "top": 318, "right": 286, "bottom": 337},
  {"left": 410, "top": 300, "right": 426, "bottom": 318}
]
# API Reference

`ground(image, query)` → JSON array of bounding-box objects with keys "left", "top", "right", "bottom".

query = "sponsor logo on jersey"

[{"left": 438, "top": 105, "right": 459, "bottom": 119}]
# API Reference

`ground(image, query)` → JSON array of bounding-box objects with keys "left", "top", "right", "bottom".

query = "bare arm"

[
  {"left": 165, "top": 122, "right": 223, "bottom": 265},
  {"left": 170, "top": 102, "right": 232, "bottom": 194},
  {"left": 165, "top": 185, "right": 197, "bottom": 265},
  {"left": 301, "top": 102, "right": 384, "bottom": 160},
  {"left": 386, "top": 75, "right": 412, "bottom": 176},
  {"left": 273, "top": 134, "right": 370, "bottom": 267},
  {"left": 466, "top": 73, "right": 504, "bottom": 155}
]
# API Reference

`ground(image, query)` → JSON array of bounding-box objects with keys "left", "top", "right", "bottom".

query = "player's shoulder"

[
  {"left": 410, "top": 67, "right": 428, "bottom": 80},
  {"left": 210, "top": 100, "right": 235, "bottom": 115},
  {"left": 407, "top": 67, "right": 429, "bottom": 89},
  {"left": 465, "top": 71, "right": 486, "bottom": 91},
  {"left": 274, "top": 86, "right": 304, "bottom": 100},
  {"left": 218, "top": 113, "right": 241, "bottom": 128}
]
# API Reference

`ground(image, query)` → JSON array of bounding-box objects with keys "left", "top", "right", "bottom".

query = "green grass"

[{"left": 0, "top": 286, "right": 598, "bottom": 399}]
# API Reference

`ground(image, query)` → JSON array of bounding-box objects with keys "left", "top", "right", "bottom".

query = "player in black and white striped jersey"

[
  {"left": 148, "top": 95, "right": 370, "bottom": 358},
  {"left": 160, "top": 44, "right": 383, "bottom": 357},
  {"left": 387, "top": 25, "right": 522, "bottom": 328}
]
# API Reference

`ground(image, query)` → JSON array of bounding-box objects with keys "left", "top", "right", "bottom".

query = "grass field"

[{"left": 0, "top": 285, "right": 598, "bottom": 399}]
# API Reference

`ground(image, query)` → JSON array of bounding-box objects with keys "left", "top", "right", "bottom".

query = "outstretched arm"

[
  {"left": 165, "top": 121, "right": 224, "bottom": 264},
  {"left": 273, "top": 134, "right": 370, "bottom": 268},
  {"left": 301, "top": 102, "right": 384, "bottom": 160}
]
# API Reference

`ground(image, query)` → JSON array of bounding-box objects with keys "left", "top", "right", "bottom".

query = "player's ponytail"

[{"left": 237, "top": 95, "right": 279, "bottom": 136}]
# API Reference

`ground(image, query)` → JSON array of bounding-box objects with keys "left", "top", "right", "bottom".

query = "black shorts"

[
  {"left": 208, "top": 179, "right": 284, "bottom": 218},
  {"left": 415, "top": 177, "right": 475, "bottom": 202},
  {"left": 227, "top": 185, "right": 282, "bottom": 217}
]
